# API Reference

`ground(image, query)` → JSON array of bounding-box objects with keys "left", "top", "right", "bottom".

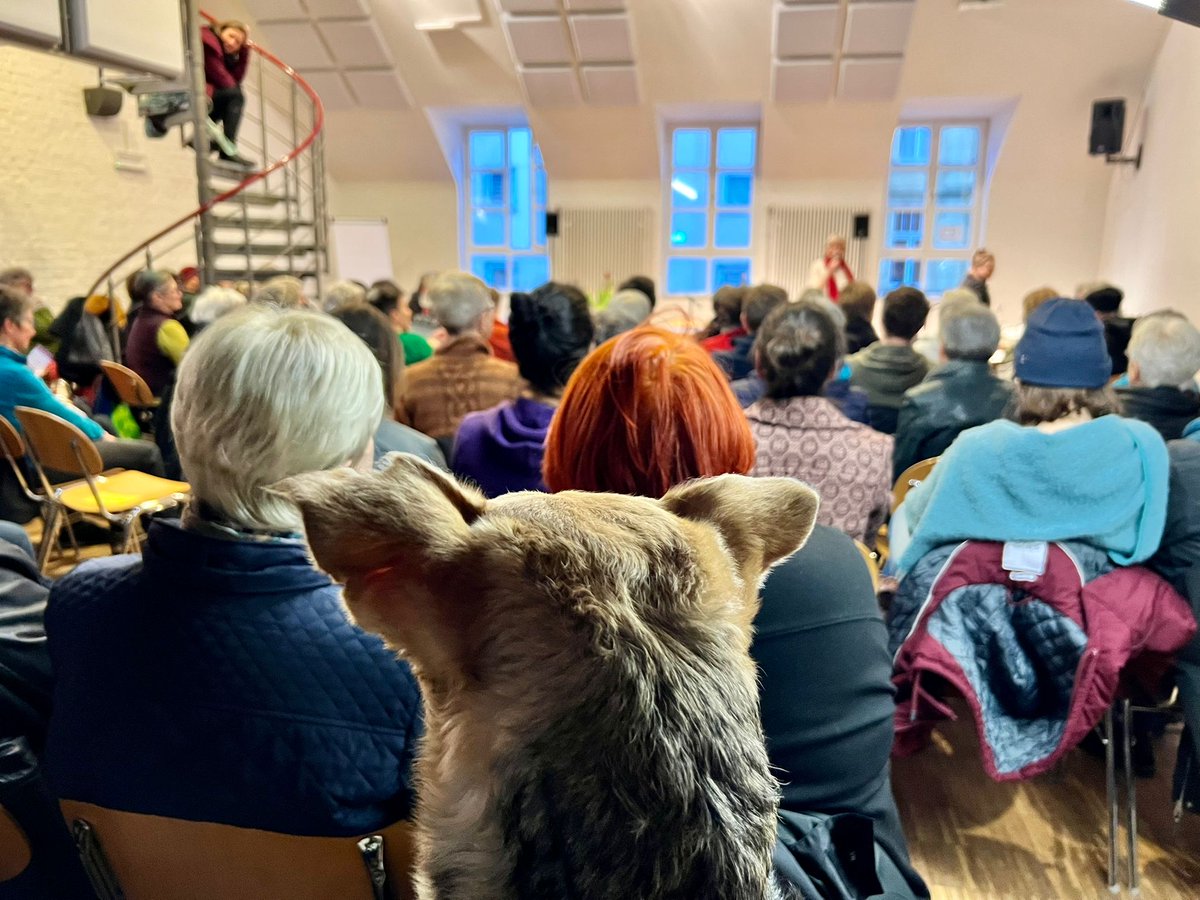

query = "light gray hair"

[
  {"left": 938, "top": 288, "right": 981, "bottom": 321},
  {"left": 189, "top": 286, "right": 247, "bottom": 328},
  {"left": 1128, "top": 312, "right": 1200, "bottom": 388},
  {"left": 0, "top": 267, "right": 33, "bottom": 290},
  {"left": 323, "top": 280, "right": 367, "bottom": 312},
  {"left": 172, "top": 305, "right": 383, "bottom": 531},
  {"left": 255, "top": 275, "right": 308, "bottom": 309},
  {"left": 428, "top": 271, "right": 493, "bottom": 333},
  {"left": 942, "top": 302, "right": 1000, "bottom": 361},
  {"left": 594, "top": 289, "right": 651, "bottom": 344}
]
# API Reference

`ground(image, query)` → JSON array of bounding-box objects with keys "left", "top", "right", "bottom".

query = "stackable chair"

[
  {"left": 0, "top": 416, "right": 78, "bottom": 571},
  {"left": 100, "top": 361, "right": 159, "bottom": 436}
]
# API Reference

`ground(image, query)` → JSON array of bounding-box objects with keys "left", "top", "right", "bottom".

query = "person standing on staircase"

[{"left": 202, "top": 20, "right": 253, "bottom": 169}]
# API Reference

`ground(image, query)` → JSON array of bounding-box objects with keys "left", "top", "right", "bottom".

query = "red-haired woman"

[{"left": 543, "top": 326, "right": 927, "bottom": 898}]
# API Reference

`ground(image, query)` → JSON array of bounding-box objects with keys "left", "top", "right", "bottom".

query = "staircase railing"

[{"left": 86, "top": 4, "right": 327, "bottom": 300}]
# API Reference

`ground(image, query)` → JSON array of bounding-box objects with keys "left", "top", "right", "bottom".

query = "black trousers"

[{"left": 210, "top": 85, "right": 245, "bottom": 146}]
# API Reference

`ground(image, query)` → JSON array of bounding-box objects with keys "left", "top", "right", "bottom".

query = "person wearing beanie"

[
  {"left": 892, "top": 298, "right": 1169, "bottom": 575},
  {"left": 1081, "top": 282, "right": 1136, "bottom": 376}
]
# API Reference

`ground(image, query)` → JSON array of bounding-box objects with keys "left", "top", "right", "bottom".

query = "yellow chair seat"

[{"left": 58, "top": 470, "right": 190, "bottom": 515}]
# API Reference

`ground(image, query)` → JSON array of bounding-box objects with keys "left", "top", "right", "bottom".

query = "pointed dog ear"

[
  {"left": 269, "top": 452, "right": 486, "bottom": 583},
  {"left": 660, "top": 474, "right": 819, "bottom": 584}
]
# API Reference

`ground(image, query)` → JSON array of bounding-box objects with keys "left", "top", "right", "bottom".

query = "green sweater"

[{"left": 399, "top": 331, "right": 432, "bottom": 366}]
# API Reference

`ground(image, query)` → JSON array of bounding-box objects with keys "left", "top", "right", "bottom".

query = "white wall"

[{"left": 1099, "top": 22, "right": 1200, "bottom": 319}]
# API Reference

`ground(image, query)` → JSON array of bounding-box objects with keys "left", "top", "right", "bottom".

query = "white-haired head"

[
  {"left": 189, "top": 286, "right": 247, "bottom": 329},
  {"left": 428, "top": 271, "right": 494, "bottom": 334},
  {"left": 1128, "top": 311, "right": 1200, "bottom": 389},
  {"left": 322, "top": 280, "right": 367, "bottom": 313},
  {"left": 172, "top": 305, "right": 383, "bottom": 531}
]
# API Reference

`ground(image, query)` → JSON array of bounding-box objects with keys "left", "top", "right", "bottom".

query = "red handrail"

[{"left": 86, "top": 11, "right": 325, "bottom": 298}]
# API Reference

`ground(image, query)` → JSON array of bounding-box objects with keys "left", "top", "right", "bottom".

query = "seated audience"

[
  {"left": 125, "top": 269, "right": 189, "bottom": 396},
  {"left": 1024, "top": 286, "right": 1057, "bottom": 322},
  {"left": 806, "top": 234, "right": 854, "bottom": 300},
  {"left": 893, "top": 299, "right": 1013, "bottom": 478},
  {"left": 960, "top": 248, "right": 995, "bottom": 307},
  {"left": 840, "top": 281, "right": 879, "bottom": 354},
  {"left": 747, "top": 301, "right": 892, "bottom": 546},
  {"left": 895, "top": 298, "right": 1167, "bottom": 573},
  {"left": 712, "top": 284, "right": 786, "bottom": 381},
  {"left": 453, "top": 282, "right": 593, "bottom": 496},
  {"left": 43, "top": 305, "right": 423, "bottom": 836},
  {"left": 401, "top": 272, "right": 523, "bottom": 449},
  {"left": 1117, "top": 311, "right": 1200, "bottom": 440},
  {"left": 255, "top": 274, "right": 310, "bottom": 309},
  {"left": 0, "top": 530, "right": 51, "bottom": 747},
  {"left": 697, "top": 286, "right": 747, "bottom": 352},
  {"left": 0, "top": 267, "right": 56, "bottom": 353},
  {"left": 487, "top": 288, "right": 516, "bottom": 363},
  {"left": 542, "top": 327, "right": 927, "bottom": 898},
  {"left": 321, "top": 280, "right": 366, "bottom": 313},
  {"left": 617, "top": 275, "right": 657, "bottom": 309},
  {"left": 188, "top": 285, "right": 247, "bottom": 330},
  {"left": 330, "top": 303, "right": 446, "bottom": 470},
  {"left": 368, "top": 280, "right": 432, "bottom": 366},
  {"left": 49, "top": 294, "right": 122, "bottom": 387},
  {"left": 849, "top": 287, "right": 932, "bottom": 434},
  {"left": 594, "top": 288, "right": 651, "bottom": 345},
  {"left": 1082, "top": 282, "right": 1135, "bottom": 376}
]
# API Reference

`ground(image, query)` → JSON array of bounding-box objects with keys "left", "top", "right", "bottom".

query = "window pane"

[
  {"left": 472, "top": 209, "right": 505, "bottom": 246},
  {"left": 509, "top": 129, "right": 532, "bottom": 250},
  {"left": 471, "top": 254, "right": 507, "bottom": 290},
  {"left": 667, "top": 257, "right": 707, "bottom": 295},
  {"left": 670, "top": 171, "right": 708, "bottom": 208},
  {"left": 938, "top": 126, "right": 980, "bottom": 167},
  {"left": 471, "top": 172, "right": 504, "bottom": 208},
  {"left": 891, "top": 126, "right": 931, "bottom": 166},
  {"left": 513, "top": 255, "right": 549, "bottom": 293},
  {"left": 885, "top": 211, "right": 923, "bottom": 249},
  {"left": 535, "top": 211, "right": 547, "bottom": 248},
  {"left": 936, "top": 170, "right": 976, "bottom": 207},
  {"left": 932, "top": 211, "right": 971, "bottom": 250},
  {"left": 670, "top": 212, "right": 707, "bottom": 248},
  {"left": 887, "top": 171, "right": 926, "bottom": 208},
  {"left": 878, "top": 258, "right": 921, "bottom": 294},
  {"left": 470, "top": 131, "right": 504, "bottom": 169},
  {"left": 712, "top": 258, "right": 751, "bottom": 290},
  {"left": 716, "top": 128, "right": 756, "bottom": 169},
  {"left": 672, "top": 129, "right": 711, "bottom": 168},
  {"left": 717, "top": 172, "right": 753, "bottom": 207},
  {"left": 714, "top": 212, "right": 751, "bottom": 248},
  {"left": 924, "top": 259, "right": 969, "bottom": 296},
  {"left": 535, "top": 167, "right": 547, "bottom": 207}
]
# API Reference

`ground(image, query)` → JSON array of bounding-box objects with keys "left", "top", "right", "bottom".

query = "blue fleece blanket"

[{"left": 898, "top": 416, "right": 1168, "bottom": 573}]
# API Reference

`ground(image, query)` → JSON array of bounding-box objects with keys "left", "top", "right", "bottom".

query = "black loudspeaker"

[
  {"left": 853, "top": 214, "right": 870, "bottom": 239},
  {"left": 545, "top": 211, "right": 559, "bottom": 237},
  {"left": 1089, "top": 99, "right": 1125, "bottom": 156},
  {"left": 83, "top": 86, "right": 123, "bottom": 117}
]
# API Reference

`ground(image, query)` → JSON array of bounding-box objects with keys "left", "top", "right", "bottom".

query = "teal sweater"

[
  {"left": 899, "top": 416, "right": 1168, "bottom": 573},
  {"left": 0, "top": 345, "right": 104, "bottom": 440}
]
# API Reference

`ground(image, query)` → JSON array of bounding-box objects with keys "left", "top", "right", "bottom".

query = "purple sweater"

[{"left": 451, "top": 397, "right": 555, "bottom": 498}]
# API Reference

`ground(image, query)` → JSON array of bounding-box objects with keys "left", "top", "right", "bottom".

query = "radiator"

[
  {"left": 765, "top": 206, "right": 870, "bottom": 298},
  {"left": 549, "top": 207, "right": 654, "bottom": 299}
]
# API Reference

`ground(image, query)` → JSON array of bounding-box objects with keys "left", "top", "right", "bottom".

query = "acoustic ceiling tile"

[
  {"left": 241, "top": 0, "right": 307, "bottom": 22},
  {"left": 317, "top": 19, "right": 393, "bottom": 67},
  {"left": 520, "top": 67, "right": 583, "bottom": 106},
  {"left": 581, "top": 65, "right": 639, "bottom": 105},
  {"left": 838, "top": 56, "right": 904, "bottom": 101},
  {"left": 772, "top": 58, "right": 836, "bottom": 102},
  {"left": 253, "top": 21, "right": 334, "bottom": 69},
  {"left": 564, "top": 0, "right": 626, "bottom": 9},
  {"left": 305, "top": 0, "right": 371, "bottom": 18},
  {"left": 843, "top": 2, "right": 916, "bottom": 56},
  {"left": 300, "top": 70, "right": 356, "bottom": 110},
  {"left": 343, "top": 69, "right": 412, "bottom": 109},
  {"left": 505, "top": 16, "right": 574, "bottom": 65},
  {"left": 569, "top": 14, "right": 634, "bottom": 64},
  {"left": 774, "top": 4, "right": 841, "bottom": 59},
  {"left": 496, "top": 0, "right": 560, "bottom": 12}
]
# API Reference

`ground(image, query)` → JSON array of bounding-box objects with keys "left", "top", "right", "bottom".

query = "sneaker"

[
  {"left": 217, "top": 152, "right": 257, "bottom": 170},
  {"left": 144, "top": 115, "right": 168, "bottom": 138}
]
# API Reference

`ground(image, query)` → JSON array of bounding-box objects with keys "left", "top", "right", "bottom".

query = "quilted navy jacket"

[{"left": 43, "top": 521, "right": 422, "bottom": 837}]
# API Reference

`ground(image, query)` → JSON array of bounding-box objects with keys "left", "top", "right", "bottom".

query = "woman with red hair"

[{"left": 543, "top": 326, "right": 927, "bottom": 898}]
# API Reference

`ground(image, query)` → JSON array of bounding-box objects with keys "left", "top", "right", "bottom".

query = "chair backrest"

[
  {"left": 0, "top": 803, "right": 32, "bottom": 882},
  {"left": 0, "top": 417, "right": 25, "bottom": 463},
  {"left": 60, "top": 800, "right": 416, "bottom": 900},
  {"left": 892, "top": 456, "right": 939, "bottom": 513},
  {"left": 13, "top": 407, "right": 104, "bottom": 477},
  {"left": 101, "top": 360, "right": 156, "bottom": 406}
]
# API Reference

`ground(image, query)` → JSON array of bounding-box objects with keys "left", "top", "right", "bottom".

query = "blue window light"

[
  {"left": 671, "top": 212, "right": 707, "bottom": 248},
  {"left": 667, "top": 258, "right": 707, "bottom": 295},
  {"left": 712, "top": 258, "right": 750, "bottom": 289},
  {"left": 716, "top": 128, "right": 756, "bottom": 169},
  {"left": 673, "top": 129, "right": 711, "bottom": 168},
  {"left": 714, "top": 212, "right": 751, "bottom": 249}
]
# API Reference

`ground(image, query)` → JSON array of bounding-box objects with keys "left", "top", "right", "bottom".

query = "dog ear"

[
  {"left": 269, "top": 452, "right": 486, "bottom": 582},
  {"left": 660, "top": 474, "right": 819, "bottom": 582}
]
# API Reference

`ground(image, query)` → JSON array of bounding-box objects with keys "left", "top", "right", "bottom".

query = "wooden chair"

[
  {"left": 14, "top": 407, "right": 189, "bottom": 566},
  {"left": 0, "top": 803, "right": 32, "bottom": 884},
  {"left": 60, "top": 800, "right": 416, "bottom": 900},
  {"left": 891, "top": 456, "right": 939, "bottom": 514},
  {"left": 0, "top": 416, "right": 79, "bottom": 570},
  {"left": 101, "top": 360, "right": 159, "bottom": 436}
]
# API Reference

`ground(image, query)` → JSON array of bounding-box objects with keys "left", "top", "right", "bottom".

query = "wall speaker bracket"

[{"left": 1105, "top": 145, "right": 1143, "bottom": 170}]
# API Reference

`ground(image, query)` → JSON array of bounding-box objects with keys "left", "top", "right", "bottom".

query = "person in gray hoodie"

[{"left": 848, "top": 287, "right": 931, "bottom": 434}]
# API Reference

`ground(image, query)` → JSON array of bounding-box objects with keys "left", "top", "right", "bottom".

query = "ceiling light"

[{"left": 1127, "top": 0, "right": 1163, "bottom": 8}]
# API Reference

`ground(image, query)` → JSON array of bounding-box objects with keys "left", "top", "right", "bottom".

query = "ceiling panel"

[
  {"left": 301, "top": 70, "right": 356, "bottom": 110},
  {"left": 304, "top": 0, "right": 371, "bottom": 19},
  {"left": 506, "top": 16, "right": 574, "bottom": 65},
  {"left": 581, "top": 65, "right": 639, "bottom": 105},
  {"left": 317, "top": 19, "right": 393, "bottom": 67},
  {"left": 838, "top": 56, "right": 903, "bottom": 100},
  {"left": 254, "top": 21, "right": 334, "bottom": 69},
  {"left": 520, "top": 67, "right": 583, "bottom": 106},
  {"left": 843, "top": 2, "right": 915, "bottom": 56},
  {"left": 570, "top": 14, "right": 634, "bottom": 64},
  {"left": 241, "top": 0, "right": 307, "bottom": 22},
  {"left": 773, "top": 58, "right": 836, "bottom": 102},
  {"left": 564, "top": 0, "right": 627, "bottom": 9},
  {"left": 343, "top": 69, "right": 411, "bottom": 109},
  {"left": 496, "top": 0, "right": 560, "bottom": 11},
  {"left": 775, "top": 5, "right": 841, "bottom": 59}
]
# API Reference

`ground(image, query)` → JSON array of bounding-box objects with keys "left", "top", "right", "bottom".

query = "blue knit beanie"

[{"left": 1015, "top": 298, "right": 1111, "bottom": 389}]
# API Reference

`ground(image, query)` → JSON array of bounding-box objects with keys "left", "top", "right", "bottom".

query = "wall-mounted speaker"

[
  {"left": 545, "top": 211, "right": 559, "bottom": 237},
  {"left": 83, "top": 85, "right": 123, "bottom": 117},
  {"left": 1089, "top": 99, "right": 1125, "bottom": 156},
  {"left": 853, "top": 214, "right": 870, "bottom": 239}
]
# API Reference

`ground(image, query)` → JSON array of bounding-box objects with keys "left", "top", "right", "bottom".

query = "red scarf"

[{"left": 824, "top": 257, "right": 853, "bottom": 301}]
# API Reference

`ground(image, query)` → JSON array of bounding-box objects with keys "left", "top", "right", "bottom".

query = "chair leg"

[
  {"left": 1105, "top": 708, "right": 1119, "bottom": 893},
  {"left": 1122, "top": 697, "right": 1139, "bottom": 893},
  {"left": 36, "top": 505, "right": 62, "bottom": 573}
]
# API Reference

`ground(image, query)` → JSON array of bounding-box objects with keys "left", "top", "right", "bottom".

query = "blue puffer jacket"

[{"left": 43, "top": 520, "right": 423, "bottom": 837}]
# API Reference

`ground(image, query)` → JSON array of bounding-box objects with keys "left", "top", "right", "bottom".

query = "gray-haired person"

[{"left": 1118, "top": 311, "right": 1200, "bottom": 440}]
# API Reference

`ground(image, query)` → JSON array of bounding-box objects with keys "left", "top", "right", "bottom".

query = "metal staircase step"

[
  {"left": 209, "top": 215, "right": 315, "bottom": 230},
  {"left": 210, "top": 191, "right": 288, "bottom": 207},
  {"left": 212, "top": 242, "right": 317, "bottom": 256},
  {"left": 214, "top": 269, "right": 318, "bottom": 283}
]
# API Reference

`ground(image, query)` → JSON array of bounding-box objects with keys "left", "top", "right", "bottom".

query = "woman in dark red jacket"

[{"left": 202, "top": 19, "right": 251, "bottom": 166}]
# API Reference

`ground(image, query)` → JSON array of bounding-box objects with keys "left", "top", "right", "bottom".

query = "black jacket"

[
  {"left": 0, "top": 541, "right": 52, "bottom": 750},
  {"left": 1117, "top": 385, "right": 1200, "bottom": 441},
  {"left": 845, "top": 316, "right": 879, "bottom": 355},
  {"left": 893, "top": 359, "right": 1013, "bottom": 479}
]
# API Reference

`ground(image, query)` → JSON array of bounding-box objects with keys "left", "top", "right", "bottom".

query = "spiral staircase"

[{"left": 87, "top": 4, "right": 328, "bottom": 300}]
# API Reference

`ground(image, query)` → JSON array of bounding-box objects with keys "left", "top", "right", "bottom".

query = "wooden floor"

[{"left": 894, "top": 707, "right": 1200, "bottom": 899}]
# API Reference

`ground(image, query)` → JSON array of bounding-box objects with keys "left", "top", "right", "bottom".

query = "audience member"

[
  {"left": 322, "top": 280, "right": 366, "bottom": 313},
  {"left": 0, "top": 266, "right": 56, "bottom": 353},
  {"left": 894, "top": 298, "right": 1167, "bottom": 573},
  {"left": 256, "top": 274, "right": 309, "bottom": 309},
  {"left": 188, "top": 285, "right": 247, "bottom": 330},
  {"left": 617, "top": 275, "right": 657, "bottom": 309},
  {"left": 594, "top": 288, "right": 651, "bottom": 345},
  {"left": 125, "top": 269, "right": 189, "bottom": 396},
  {"left": 453, "top": 282, "right": 593, "bottom": 496},
  {"left": 43, "top": 305, "right": 423, "bottom": 836},
  {"left": 961, "top": 249, "right": 995, "bottom": 307},
  {"left": 806, "top": 234, "right": 854, "bottom": 300},
  {"left": 541, "top": 326, "right": 926, "bottom": 898},
  {"left": 746, "top": 301, "right": 892, "bottom": 546},
  {"left": 848, "top": 287, "right": 932, "bottom": 434},
  {"left": 1023, "top": 286, "right": 1057, "bottom": 322},
  {"left": 487, "top": 288, "right": 516, "bottom": 362},
  {"left": 894, "top": 300, "right": 1013, "bottom": 477},
  {"left": 1118, "top": 312, "right": 1200, "bottom": 440},
  {"left": 697, "top": 286, "right": 747, "bottom": 351},
  {"left": 330, "top": 304, "right": 445, "bottom": 470},
  {"left": 408, "top": 271, "right": 436, "bottom": 318},
  {"left": 368, "top": 280, "right": 432, "bottom": 365},
  {"left": 49, "top": 294, "right": 121, "bottom": 387},
  {"left": 840, "top": 281, "right": 879, "bottom": 354},
  {"left": 401, "top": 272, "right": 522, "bottom": 449},
  {"left": 1082, "top": 282, "right": 1135, "bottom": 376},
  {"left": 712, "top": 283, "right": 786, "bottom": 381}
]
